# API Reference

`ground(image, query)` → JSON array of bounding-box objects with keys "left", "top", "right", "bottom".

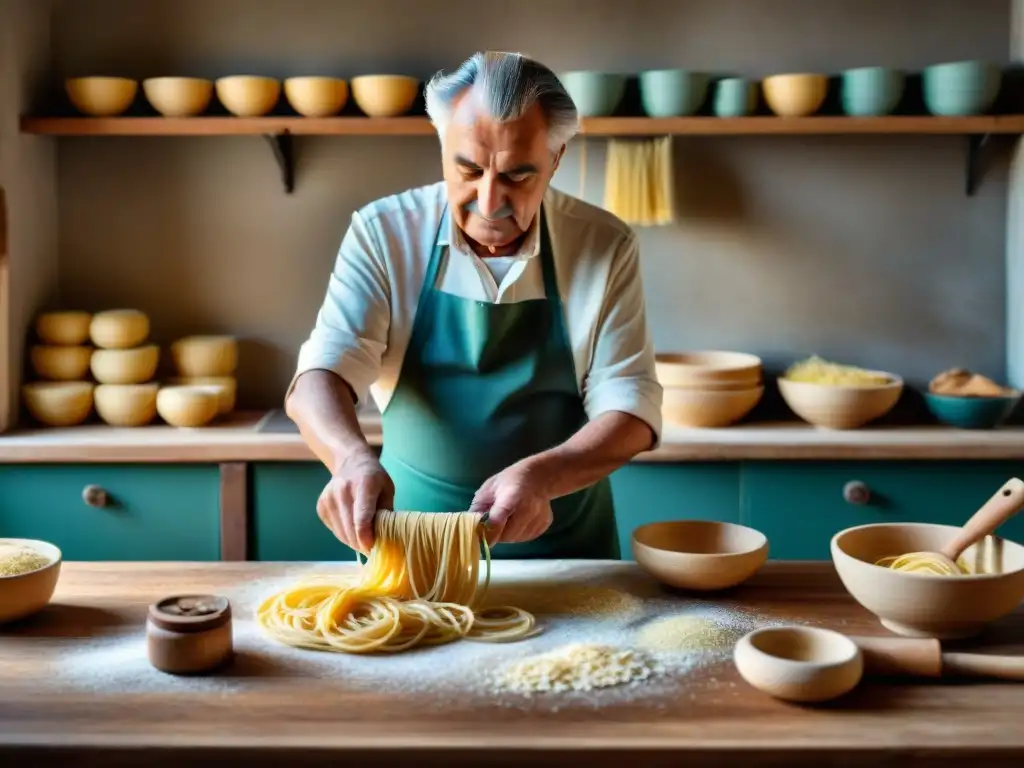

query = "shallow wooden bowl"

[
  {"left": 763, "top": 73, "right": 828, "bottom": 117},
  {"left": 0, "top": 539, "right": 62, "bottom": 624},
  {"left": 215, "top": 76, "right": 281, "bottom": 117},
  {"left": 662, "top": 385, "right": 763, "bottom": 427},
  {"left": 65, "top": 77, "right": 137, "bottom": 116},
  {"left": 143, "top": 77, "right": 214, "bottom": 117},
  {"left": 655, "top": 351, "right": 762, "bottom": 387},
  {"left": 831, "top": 522, "right": 1024, "bottom": 639},
  {"left": 778, "top": 374, "right": 903, "bottom": 429},
  {"left": 350, "top": 75, "right": 419, "bottom": 117},
  {"left": 284, "top": 76, "right": 349, "bottom": 117},
  {"left": 632, "top": 520, "right": 769, "bottom": 591}
]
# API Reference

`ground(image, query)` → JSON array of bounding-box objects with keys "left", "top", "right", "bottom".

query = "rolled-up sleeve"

[
  {"left": 582, "top": 231, "right": 664, "bottom": 446},
  {"left": 286, "top": 209, "right": 391, "bottom": 406}
]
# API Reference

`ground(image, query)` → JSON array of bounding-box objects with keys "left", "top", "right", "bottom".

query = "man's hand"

[
  {"left": 317, "top": 449, "right": 395, "bottom": 554},
  {"left": 469, "top": 461, "right": 554, "bottom": 547}
]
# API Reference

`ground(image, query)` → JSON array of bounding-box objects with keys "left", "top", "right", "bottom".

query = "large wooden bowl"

[
  {"left": 633, "top": 520, "right": 769, "bottom": 591},
  {"left": 0, "top": 539, "right": 62, "bottom": 624}
]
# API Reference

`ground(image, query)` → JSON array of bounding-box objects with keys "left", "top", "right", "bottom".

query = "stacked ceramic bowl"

[
  {"left": 23, "top": 311, "right": 97, "bottom": 427},
  {"left": 655, "top": 351, "right": 764, "bottom": 427},
  {"left": 89, "top": 309, "right": 161, "bottom": 427},
  {"left": 160, "top": 335, "right": 239, "bottom": 428}
]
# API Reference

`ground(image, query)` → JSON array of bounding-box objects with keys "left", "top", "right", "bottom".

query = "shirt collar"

[{"left": 438, "top": 203, "right": 542, "bottom": 260}]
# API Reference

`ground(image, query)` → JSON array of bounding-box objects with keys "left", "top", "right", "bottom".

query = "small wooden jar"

[{"left": 146, "top": 594, "right": 233, "bottom": 675}]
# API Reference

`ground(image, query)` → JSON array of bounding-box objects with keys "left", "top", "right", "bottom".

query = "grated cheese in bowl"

[{"left": 0, "top": 546, "right": 52, "bottom": 577}]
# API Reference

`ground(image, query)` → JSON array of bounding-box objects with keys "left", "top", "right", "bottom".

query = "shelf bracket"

[
  {"left": 965, "top": 133, "right": 992, "bottom": 198},
  {"left": 263, "top": 132, "right": 295, "bottom": 194}
]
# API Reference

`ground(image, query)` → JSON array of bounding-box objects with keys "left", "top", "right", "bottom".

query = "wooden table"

[{"left": 1, "top": 561, "right": 1023, "bottom": 767}]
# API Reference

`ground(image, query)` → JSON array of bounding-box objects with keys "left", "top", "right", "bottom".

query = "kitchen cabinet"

[
  {"left": 0, "top": 463, "right": 220, "bottom": 560},
  {"left": 741, "top": 460, "right": 1024, "bottom": 560}
]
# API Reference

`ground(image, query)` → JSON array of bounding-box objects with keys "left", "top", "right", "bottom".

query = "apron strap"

[{"left": 536, "top": 205, "right": 560, "bottom": 303}]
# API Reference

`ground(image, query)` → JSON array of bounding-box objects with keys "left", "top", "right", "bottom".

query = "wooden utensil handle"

[
  {"left": 942, "top": 652, "right": 1024, "bottom": 681},
  {"left": 941, "top": 477, "right": 1024, "bottom": 562}
]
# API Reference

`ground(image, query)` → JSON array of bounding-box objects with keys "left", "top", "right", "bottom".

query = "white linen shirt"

[{"left": 290, "top": 181, "right": 664, "bottom": 445}]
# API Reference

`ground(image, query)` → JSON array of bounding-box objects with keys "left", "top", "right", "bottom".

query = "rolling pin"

[{"left": 853, "top": 635, "right": 1024, "bottom": 681}]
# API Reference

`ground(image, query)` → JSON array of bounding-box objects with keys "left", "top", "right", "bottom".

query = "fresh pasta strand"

[
  {"left": 875, "top": 552, "right": 971, "bottom": 576},
  {"left": 256, "top": 511, "right": 537, "bottom": 654},
  {"left": 602, "top": 136, "right": 676, "bottom": 227}
]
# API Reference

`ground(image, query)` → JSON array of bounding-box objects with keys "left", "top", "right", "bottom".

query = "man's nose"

[{"left": 475, "top": 177, "right": 504, "bottom": 218}]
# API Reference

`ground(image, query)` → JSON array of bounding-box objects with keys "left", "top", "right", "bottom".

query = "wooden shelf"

[{"left": 19, "top": 114, "right": 1024, "bottom": 137}]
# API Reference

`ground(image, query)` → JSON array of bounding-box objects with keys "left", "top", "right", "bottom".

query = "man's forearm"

[
  {"left": 285, "top": 370, "right": 372, "bottom": 472},
  {"left": 521, "top": 411, "right": 656, "bottom": 500}
]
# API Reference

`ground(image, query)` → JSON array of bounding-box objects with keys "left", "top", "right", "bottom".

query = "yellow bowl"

[
  {"left": 94, "top": 383, "right": 159, "bottom": 427},
  {"left": 778, "top": 374, "right": 902, "bottom": 429},
  {"left": 350, "top": 75, "right": 419, "bottom": 117},
  {"left": 656, "top": 351, "right": 762, "bottom": 387},
  {"left": 763, "top": 73, "right": 829, "bottom": 117},
  {"left": 90, "top": 345, "right": 160, "bottom": 385},
  {"left": 30, "top": 345, "right": 93, "bottom": 381},
  {"left": 143, "top": 77, "right": 214, "bottom": 117},
  {"left": 633, "top": 520, "right": 769, "bottom": 591},
  {"left": 65, "top": 77, "right": 138, "bottom": 116},
  {"left": 215, "top": 76, "right": 281, "bottom": 117},
  {"left": 662, "top": 385, "right": 763, "bottom": 427},
  {"left": 35, "top": 311, "right": 92, "bottom": 345},
  {"left": 89, "top": 309, "right": 150, "bottom": 349},
  {"left": 166, "top": 375, "right": 236, "bottom": 414},
  {"left": 170, "top": 335, "right": 237, "bottom": 377},
  {"left": 832, "top": 522, "right": 1024, "bottom": 639},
  {"left": 284, "top": 76, "right": 349, "bottom": 117},
  {"left": 21, "top": 381, "right": 94, "bottom": 427},
  {"left": 156, "top": 385, "right": 220, "bottom": 427},
  {"left": 0, "top": 539, "right": 62, "bottom": 624}
]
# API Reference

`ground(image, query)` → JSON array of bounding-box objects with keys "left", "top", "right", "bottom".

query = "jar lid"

[{"left": 148, "top": 594, "right": 232, "bottom": 633}]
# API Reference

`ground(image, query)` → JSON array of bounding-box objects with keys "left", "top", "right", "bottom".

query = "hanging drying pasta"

[{"left": 602, "top": 135, "right": 676, "bottom": 227}]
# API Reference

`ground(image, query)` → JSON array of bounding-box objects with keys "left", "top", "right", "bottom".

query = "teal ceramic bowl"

[
  {"left": 841, "top": 67, "right": 905, "bottom": 116},
  {"left": 922, "top": 60, "right": 1002, "bottom": 116},
  {"left": 923, "top": 391, "right": 1021, "bottom": 429},
  {"left": 560, "top": 71, "right": 626, "bottom": 117},
  {"left": 713, "top": 77, "right": 759, "bottom": 117},
  {"left": 639, "top": 69, "right": 709, "bottom": 117}
]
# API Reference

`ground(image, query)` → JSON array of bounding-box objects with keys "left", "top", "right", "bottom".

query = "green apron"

[{"left": 378, "top": 205, "right": 619, "bottom": 559}]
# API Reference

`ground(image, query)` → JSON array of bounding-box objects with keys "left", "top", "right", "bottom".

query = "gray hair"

[{"left": 424, "top": 52, "right": 580, "bottom": 151}]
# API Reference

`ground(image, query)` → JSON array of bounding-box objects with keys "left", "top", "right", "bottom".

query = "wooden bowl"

[
  {"left": 632, "top": 520, "right": 769, "bottom": 591},
  {"left": 65, "top": 77, "right": 138, "bottom": 116},
  {"left": 89, "top": 309, "right": 150, "bottom": 349},
  {"left": 90, "top": 345, "right": 159, "bottom": 385},
  {"left": 350, "top": 75, "right": 419, "bottom": 117},
  {"left": 662, "top": 385, "right": 763, "bottom": 427},
  {"left": 156, "top": 385, "right": 219, "bottom": 427},
  {"left": 831, "top": 522, "right": 1024, "bottom": 639},
  {"left": 94, "top": 383, "right": 159, "bottom": 427},
  {"left": 170, "top": 335, "right": 238, "bottom": 377},
  {"left": 143, "top": 77, "right": 213, "bottom": 117},
  {"left": 284, "top": 76, "right": 349, "bottom": 117},
  {"left": 215, "top": 76, "right": 281, "bottom": 117},
  {"left": 30, "top": 345, "right": 93, "bottom": 381},
  {"left": 778, "top": 374, "right": 902, "bottom": 429},
  {"left": 21, "top": 381, "right": 94, "bottom": 427},
  {"left": 0, "top": 539, "right": 62, "bottom": 624},
  {"left": 655, "top": 351, "right": 762, "bottom": 387},
  {"left": 35, "top": 311, "right": 92, "bottom": 345},
  {"left": 763, "top": 73, "right": 828, "bottom": 117},
  {"left": 734, "top": 626, "right": 863, "bottom": 703},
  {"left": 166, "top": 376, "right": 236, "bottom": 414}
]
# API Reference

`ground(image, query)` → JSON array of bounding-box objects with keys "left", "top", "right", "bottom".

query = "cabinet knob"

[
  {"left": 82, "top": 484, "right": 109, "bottom": 508},
  {"left": 843, "top": 480, "right": 871, "bottom": 506}
]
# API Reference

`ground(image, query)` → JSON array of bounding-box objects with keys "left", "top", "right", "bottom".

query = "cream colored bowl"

[
  {"left": 143, "top": 77, "right": 213, "bottom": 117},
  {"left": 763, "top": 73, "right": 829, "bottom": 117},
  {"left": 65, "top": 77, "right": 138, "bottom": 116},
  {"left": 156, "top": 385, "right": 220, "bottom": 427},
  {"left": 662, "top": 385, "right": 763, "bottom": 427},
  {"left": 284, "top": 76, "right": 349, "bottom": 117},
  {"left": 350, "top": 75, "right": 419, "bottom": 117},
  {"left": 35, "top": 311, "right": 92, "bottom": 346},
  {"left": 30, "top": 345, "right": 93, "bottom": 381},
  {"left": 89, "top": 309, "right": 150, "bottom": 349},
  {"left": 94, "top": 383, "right": 159, "bottom": 427},
  {"left": 655, "top": 351, "right": 762, "bottom": 387},
  {"left": 778, "top": 374, "right": 902, "bottom": 429},
  {"left": 215, "top": 76, "right": 281, "bottom": 117},
  {"left": 90, "top": 345, "right": 159, "bottom": 385},
  {"left": 166, "top": 376, "right": 236, "bottom": 414},
  {"left": 0, "top": 539, "right": 62, "bottom": 624},
  {"left": 632, "top": 520, "right": 769, "bottom": 591},
  {"left": 170, "top": 335, "right": 237, "bottom": 377},
  {"left": 21, "top": 381, "right": 94, "bottom": 427},
  {"left": 832, "top": 522, "right": 1024, "bottom": 639}
]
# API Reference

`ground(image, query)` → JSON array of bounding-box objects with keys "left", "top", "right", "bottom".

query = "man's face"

[{"left": 442, "top": 94, "right": 565, "bottom": 254}]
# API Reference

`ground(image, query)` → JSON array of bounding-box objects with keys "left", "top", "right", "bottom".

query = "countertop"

[
  {"left": 0, "top": 408, "right": 1021, "bottom": 463},
  {"left": 2, "top": 560, "right": 1024, "bottom": 766}
]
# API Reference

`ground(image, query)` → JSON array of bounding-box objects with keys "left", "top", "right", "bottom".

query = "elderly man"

[{"left": 286, "top": 51, "right": 662, "bottom": 559}]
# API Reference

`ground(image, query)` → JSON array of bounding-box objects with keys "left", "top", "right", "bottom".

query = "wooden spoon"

[{"left": 853, "top": 635, "right": 1024, "bottom": 681}]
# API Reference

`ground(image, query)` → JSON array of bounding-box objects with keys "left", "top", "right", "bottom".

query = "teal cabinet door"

[
  {"left": 610, "top": 463, "right": 741, "bottom": 560},
  {"left": 251, "top": 463, "right": 356, "bottom": 561},
  {"left": 742, "top": 461, "right": 1024, "bottom": 560},
  {"left": 0, "top": 464, "right": 220, "bottom": 561}
]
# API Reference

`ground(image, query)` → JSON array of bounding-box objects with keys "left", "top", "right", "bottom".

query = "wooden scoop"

[{"left": 853, "top": 635, "right": 1024, "bottom": 681}]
